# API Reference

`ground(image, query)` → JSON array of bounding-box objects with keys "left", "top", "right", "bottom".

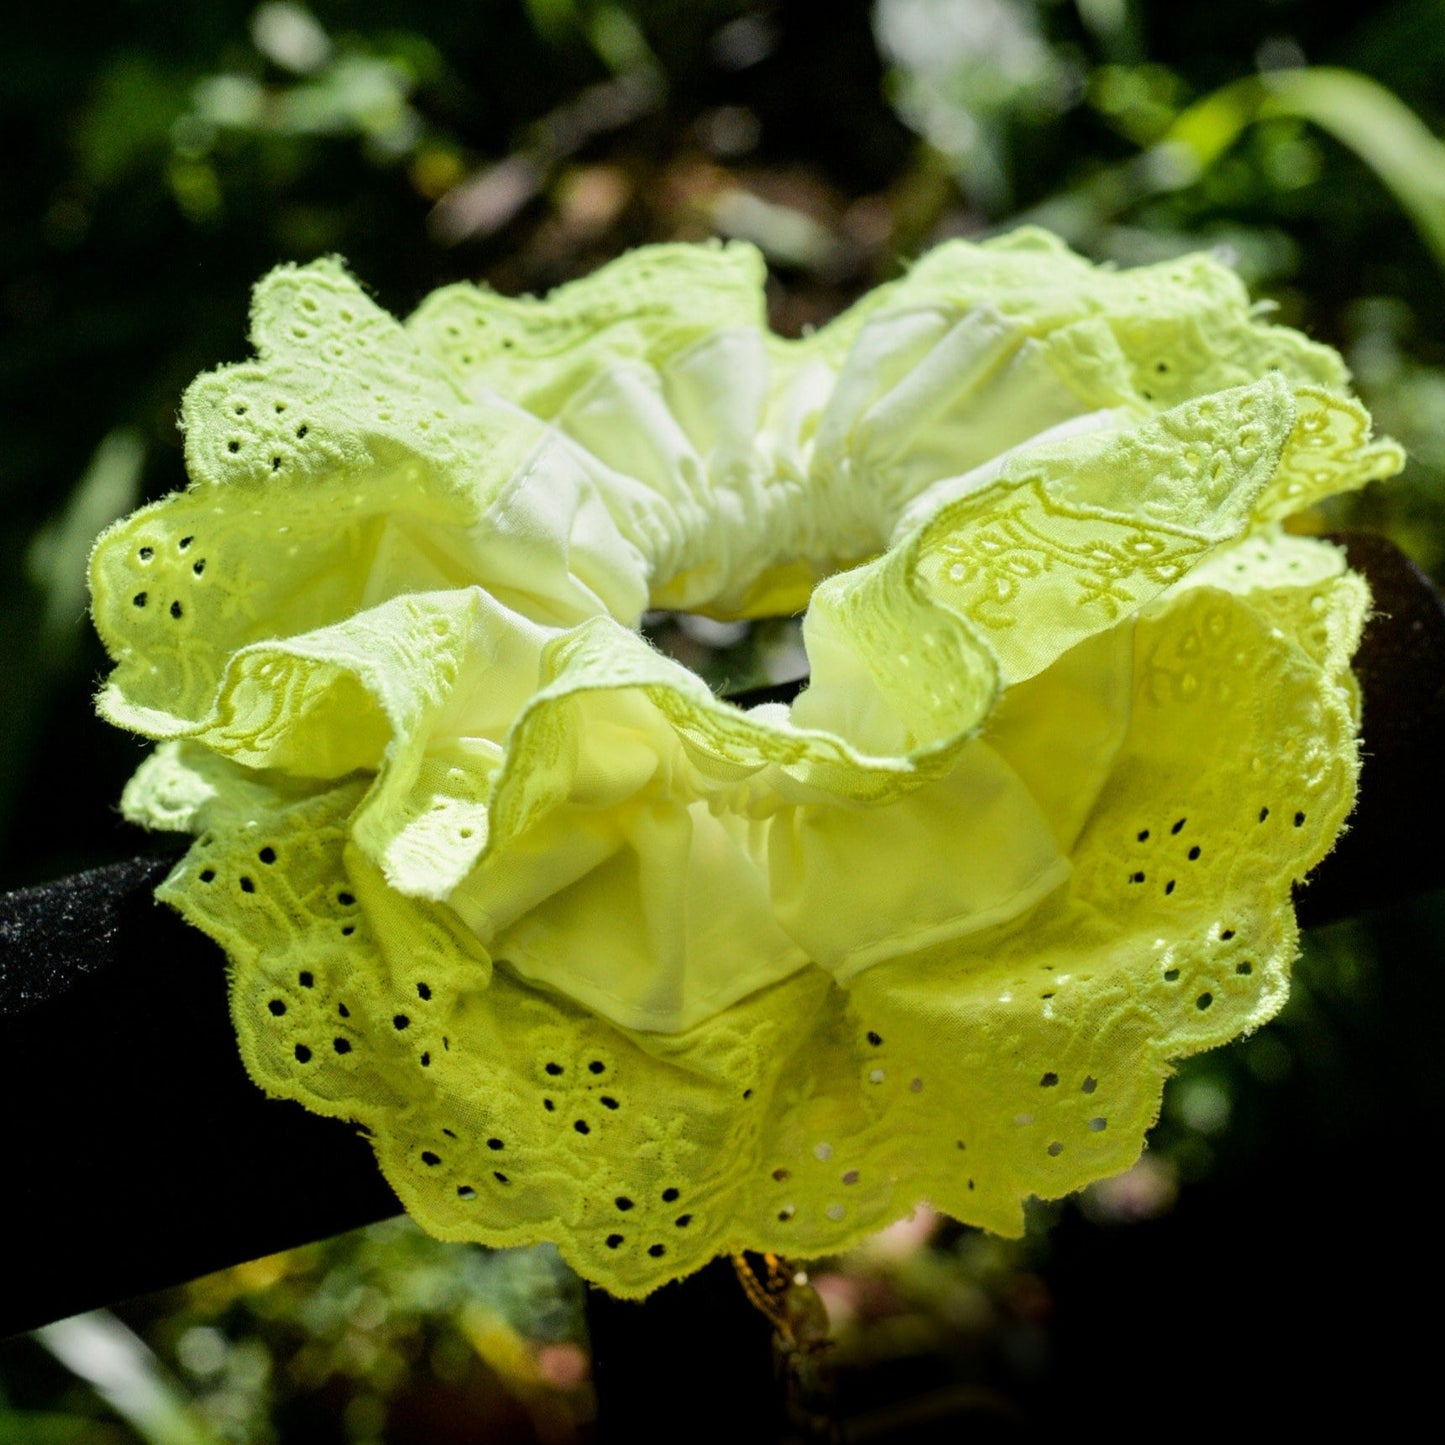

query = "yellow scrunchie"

[{"left": 90, "top": 230, "right": 1400, "bottom": 1294}]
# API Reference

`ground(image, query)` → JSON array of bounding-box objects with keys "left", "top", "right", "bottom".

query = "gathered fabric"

[{"left": 90, "top": 230, "right": 1399, "bottom": 1294}]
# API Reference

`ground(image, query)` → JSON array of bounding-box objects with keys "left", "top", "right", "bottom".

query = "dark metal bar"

[
  {"left": 1, "top": 533, "right": 1442, "bottom": 1435},
  {"left": 0, "top": 855, "right": 399, "bottom": 1338},
  {"left": 1296, "top": 533, "right": 1445, "bottom": 927}
]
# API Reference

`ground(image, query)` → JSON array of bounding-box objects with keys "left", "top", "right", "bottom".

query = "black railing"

[{"left": 4, "top": 533, "right": 1443, "bottom": 1439}]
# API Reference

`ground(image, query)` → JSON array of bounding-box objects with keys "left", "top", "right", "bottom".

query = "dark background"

[{"left": 3, "top": 2, "right": 1444, "bottom": 1439}]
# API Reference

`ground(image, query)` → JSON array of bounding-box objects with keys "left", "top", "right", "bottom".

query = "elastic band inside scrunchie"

[{"left": 91, "top": 231, "right": 1401, "bottom": 1295}]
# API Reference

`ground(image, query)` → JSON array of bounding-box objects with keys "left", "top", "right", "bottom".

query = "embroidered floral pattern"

[{"left": 90, "top": 230, "right": 1400, "bottom": 1294}]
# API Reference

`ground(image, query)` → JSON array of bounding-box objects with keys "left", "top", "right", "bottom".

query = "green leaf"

[{"left": 1166, "top": 67, "right": 1445, "bottom": 272}]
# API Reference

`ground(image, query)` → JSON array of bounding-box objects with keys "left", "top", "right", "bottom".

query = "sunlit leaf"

[{"left": 1167, "top": 67, "right": 1445, "bottom": 272}]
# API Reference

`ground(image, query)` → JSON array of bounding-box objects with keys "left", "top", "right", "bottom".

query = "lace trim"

[{"left": 92, "top": 231, "right": 1399, "bottom": 1293}]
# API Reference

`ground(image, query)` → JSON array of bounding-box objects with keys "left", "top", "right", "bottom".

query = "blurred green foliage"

[{"left": 5, "top": 1, "right": 1445, "bottom": 1439}]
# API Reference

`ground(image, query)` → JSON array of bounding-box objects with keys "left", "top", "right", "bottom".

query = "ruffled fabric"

[{"left": 90, "top": 229, "right": 1401, "bottom": 1294}]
